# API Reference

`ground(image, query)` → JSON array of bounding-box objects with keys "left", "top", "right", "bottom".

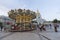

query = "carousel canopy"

[{"left": 8, "top": 9, "right": 36, "bottom": 20}]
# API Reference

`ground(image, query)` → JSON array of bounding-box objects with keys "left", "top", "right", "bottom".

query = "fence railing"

[
  {"left": 30, "top": 28, "right": 51, "bottom": 40},
  {"left": 39, "top": 33, "right": 51, "bottom": 40}
]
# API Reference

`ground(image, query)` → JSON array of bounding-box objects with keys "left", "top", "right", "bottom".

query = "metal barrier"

[
  {"left": 30, "top": 30, "right": 51, "bottom": 40},
  {"left": 39, "top": 33, "right": 51, "bottom": 40}
]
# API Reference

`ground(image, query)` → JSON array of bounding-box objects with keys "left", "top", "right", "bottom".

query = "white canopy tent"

[{"left": 35, "top": 10, "right": 44, "bottom": 25}]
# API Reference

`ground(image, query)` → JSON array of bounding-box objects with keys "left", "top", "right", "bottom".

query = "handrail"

[
  {"left": 31, "top": 31, "right": 51, "bottom": 40},
  {"left": 39, "top": 33, "right": 51, "bottom": 40},
  {"left": 31, "top": 30, "right": 51, "bottom": 40}
]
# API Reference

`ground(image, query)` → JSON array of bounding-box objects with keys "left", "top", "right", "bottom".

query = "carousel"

[{"left": 8, "top": 9, "right": 36, "bottom": 31}]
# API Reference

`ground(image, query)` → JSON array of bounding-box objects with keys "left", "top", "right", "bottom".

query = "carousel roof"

[{"left": 8, "top": 9, "right": 36, "bottom": 20}]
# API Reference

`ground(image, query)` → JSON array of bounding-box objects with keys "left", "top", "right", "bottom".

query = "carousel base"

[
  {"left": 10, "top": 29, "right": 35, "bottom": 32},
  {"left": 9, "top": 26, "right": 36, "bottom": 32}
]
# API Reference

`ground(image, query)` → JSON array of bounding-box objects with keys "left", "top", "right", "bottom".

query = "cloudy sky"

[{"left": 0, "top": 0, "right": 60, "bottom": 21}]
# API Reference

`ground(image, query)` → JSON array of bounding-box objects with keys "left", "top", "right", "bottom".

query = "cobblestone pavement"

[
  {"left": 0, "top": 31, "right": 40, "bottom": 40},
  {"left": 1, "top": 26, "right": 60, "bottom": 40}
]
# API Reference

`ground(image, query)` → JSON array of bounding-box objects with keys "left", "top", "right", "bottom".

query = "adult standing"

[
  {"left": 0, "top": 25, "right": 3, "bottom": 31},
  {"left": 0, "top": 22, "right": 3, "bottom": 31},
  {"left": 54, "top": 23, "right": 58, "bottom": 32}
]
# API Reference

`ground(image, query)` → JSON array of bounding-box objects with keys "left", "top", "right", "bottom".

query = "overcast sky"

[{"left": 0, "top": 0, "right": 60, "bottom": 21}]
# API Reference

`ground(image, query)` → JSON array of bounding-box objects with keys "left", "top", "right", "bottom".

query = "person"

[
  {"left": 0, "top": 25, "right": 3, "bottom": 31},
  {"left": 39, "top": 24, "right": 46, "bottom": 31},
  {"left": 54, "top": 23, "right": 58, "bottom": 32},
  {"left": 49, "top": 24, "right": 52, "bottom": 29}
]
